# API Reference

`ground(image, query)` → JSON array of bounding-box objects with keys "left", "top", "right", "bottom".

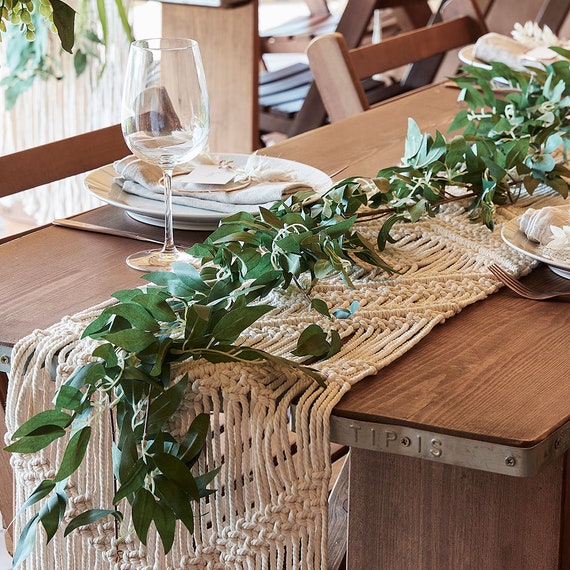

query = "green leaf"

[
  {"left": 92, "top": 343, "right": 119, "bottom": 368},
  {"left": 48, "top": 0, "right": 76, "bottom": 53},
  {"left": 153, "top": 477, "right": 195, "bottom": 533},
  {"left": 12, "top": 410, "right": 73, "bottom": 439},
  {"left": 73, "top": 49, "right": 87, "bottom": 75},
  {"left": 54, "top": 385, "right": 86, "bottom": 411},
  {"left": 114, "top": 458, "right": 148, "bottom": 503},
  {"left": 179, "top": 413, "right": 210, "bottom": 464},
  {"left": 448, "top": 108, "right": 469, "bottom": 132},
  {"left": 310, "top": 298, "right": 330, "bottom": 318},
  {"left": 132, "top": 488, "right": 156, "bottom": 545},
  {"left": 404, "top": 118, "right": 423, "bottom": 160},
  {"left": 195, "top": 466, "right": 221, "bottom": 497},
  {"left": 65, "top": 509, "right": 123, "bottom": 536},
  {"left": 38, "top": 487, "right": 66, "bottom": 542},
  {"left": 54, "top": 426, "right": 91, "bottom": 482},
  {"left": 95, "top": 0, "right": 108, "bottom": 51},
  {"left": 101, "top": 303, "right": 158, "bottom": 331},
  {"left": 332, "top": 300, "right": 359, "bottom": 319},
  {"left": 62, "top": 362, "right": 96, "bottom": 391},
  {"left": 153, "top": 502, "right": 176, "bottom": 553},
  {"left": 113, "top": 0, "right": 134, "bottom": 41},
  {"left": 12, "top": 513, "right": 39, "bottom": 567},
  {"left": 147, "top": 376, "right": 188, "bottom": 431},
  {"left": 20, "top": 480, "right": 56, "bottom": 512},
  {"left": 103, "top": 329, "right": 157, "bottom": 353},
  {"left": 114, "top": 430, "right": 138, "bottom": 483},
  {"left": 211, "top": 305, "right": 273, "bottom": 343},
  {"left": 292, "top": 324, "right": 330, "bottom": 358},
  {"left": 5, "top": 429, "right": 66, "bottom": 454},
  {"left": 153, "top": 452, "right": 200, "bottom": 500}
]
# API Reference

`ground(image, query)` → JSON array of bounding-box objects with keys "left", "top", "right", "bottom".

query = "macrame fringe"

[{"left": 5, "top": 189, "right": 567, "bottom": 568}]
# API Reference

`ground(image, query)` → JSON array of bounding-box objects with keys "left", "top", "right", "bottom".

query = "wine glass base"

[{"left": 126, "top": 248, "right": 197, "bottom": 272}]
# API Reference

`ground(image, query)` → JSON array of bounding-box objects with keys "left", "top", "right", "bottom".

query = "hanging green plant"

[{"left": 0, "top": 0, "right": 133, "bottom": 109}]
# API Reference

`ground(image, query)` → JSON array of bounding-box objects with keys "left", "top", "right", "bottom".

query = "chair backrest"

[
  {"left": 477, "top": 0, "right": 570, "bottom": 35},
  {"left": 306, "top": 0, "right": 487, "bottom": 123},
  {"left": 0, "top": 124, "right": 130, "bottom": 198}
]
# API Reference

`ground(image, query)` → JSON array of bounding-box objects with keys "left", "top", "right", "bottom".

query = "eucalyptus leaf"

[
  {"left": 154, "top": 477, "right": 195, "bottom": 533},
  {"left": 65, "top": 509, "right": 123, "bottom": 536},
  {"left": 54, "top": 426, "right": 91, "bottom": 482},
  {"left": 211, "top": 305, "right": 274, "bottom": 343},
  {"left": 153, "top": 452, "right": 200, "bottom": 500},
  {"left": 11, "top": 410, "right": 72, "bottom": 439},
  {"left": 153, "top": 502, "right": 176, "bottom": 553},
  {"left": 147, "top": 376, "right": 188, "bottom": 431},
  {"left": 19, "top": 480, "right": 56, "bottom": 513},
  {"left": 38, "top": 488, "right": 66, "bottom": 542},
  {"left": 103, "top": 329, "right": 157, "bottom": 353},
  {"left": 132, "top": 488, "right": 156, "bottom": 545},
  {"left": 5, "top": 429, "right": 66, "bottom": 454},
  {"left": 12, "top": 513, "right": 39, "bottom": 568}
]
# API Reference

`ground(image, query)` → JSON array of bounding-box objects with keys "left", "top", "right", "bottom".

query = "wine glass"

[{"left": 121, "top": 38, "right": 209, "bottom": 271}]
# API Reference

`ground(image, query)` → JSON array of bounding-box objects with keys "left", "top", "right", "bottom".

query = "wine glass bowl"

[{"left": 121, "top": 37, "right": 209, "bottom": 271}]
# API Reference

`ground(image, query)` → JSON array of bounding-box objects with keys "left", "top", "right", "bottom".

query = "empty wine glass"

[{"left": 121, "top": 37, "right": 209, "bottom": 271}]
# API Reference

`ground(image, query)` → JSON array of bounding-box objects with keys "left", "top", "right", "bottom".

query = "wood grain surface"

[{"left": 348, "top": 448, "right": 567, "bottom": 569}]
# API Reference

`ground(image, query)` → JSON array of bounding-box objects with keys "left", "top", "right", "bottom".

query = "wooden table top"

[{"left": 2, "top": 84, "right": 569, "bottom": 450}]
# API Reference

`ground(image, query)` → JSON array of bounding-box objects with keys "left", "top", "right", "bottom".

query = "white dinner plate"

[
  {"left": 501, "top": 207, "right": 570, "bottom": 279},
  {"left": 458, "top": 44, "right": 561, "bottom": 74},
  {"left": 458, "top": 45, "right": 492, "bottom": 70},
  {"left": 458, "top": 45, "right": 515, "bottom": 87},
  {"left": 84, "top": 153, "right": 332, "bottom": 231}
]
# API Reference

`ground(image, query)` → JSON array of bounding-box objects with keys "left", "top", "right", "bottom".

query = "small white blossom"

[{"left": 511, "top": 21, "right": 565, "bottom": 48}]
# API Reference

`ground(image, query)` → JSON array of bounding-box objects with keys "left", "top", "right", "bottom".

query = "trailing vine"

[{"left": 5, "top": 50, "right": 570, "bottom": 565}]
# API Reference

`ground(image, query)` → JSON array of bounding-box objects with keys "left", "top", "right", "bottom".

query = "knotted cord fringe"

[{"left": 5, "top": 188, "right": 566, "bottom": 569}]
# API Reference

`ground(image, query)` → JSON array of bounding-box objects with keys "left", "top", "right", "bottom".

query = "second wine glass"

[{"left": 121, "top": 37, "right": 209, "bottom": 272}]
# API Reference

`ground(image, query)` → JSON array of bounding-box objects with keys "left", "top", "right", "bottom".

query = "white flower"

[
  {"left": 546, "top": 225, "right": 570, "bottom": 250},
  {"left": 511, "top": 21, "right": 562, "bottom": 47}
]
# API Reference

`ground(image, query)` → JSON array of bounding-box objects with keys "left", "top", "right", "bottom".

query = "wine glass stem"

[{"left": 161, "top": 168, "right": 177, "bottom": 254}]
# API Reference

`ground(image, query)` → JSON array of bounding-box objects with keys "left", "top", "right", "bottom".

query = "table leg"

[
  {"left": 347, "top": 448, "right": 569, "bottom": 569},
  {"left": 0, "top": 402, "right": 13, "bottom": 546}
]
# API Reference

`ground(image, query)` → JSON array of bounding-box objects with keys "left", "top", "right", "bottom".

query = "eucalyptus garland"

[{"left": 6, "top": 52, "right": 570, "bottom": 565}]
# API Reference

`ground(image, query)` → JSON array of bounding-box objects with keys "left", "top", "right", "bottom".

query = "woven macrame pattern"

[{"left": 5, "top": 188, "right": 566, "bottom": 569}]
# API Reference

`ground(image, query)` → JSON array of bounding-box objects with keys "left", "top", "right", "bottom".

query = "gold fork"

[{"left": 488, "top": 263, "right": 570, "bottom": 300}]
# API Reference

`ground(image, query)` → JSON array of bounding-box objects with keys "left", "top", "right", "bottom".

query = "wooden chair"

[
  {"left": 306, "top": 0, "right": 487, "bottom": 123},
  {"left": 0, "top": 124, "right": 130, "bottom": 199},
  {"left": 259, "top": 0, "right": 433, "bottom": 142},
  {"left": 259, "top": 0, "right": 338, "bottom": 59},
  {"left": 476, "top": 0, "right": 570, "bottom": 35}
]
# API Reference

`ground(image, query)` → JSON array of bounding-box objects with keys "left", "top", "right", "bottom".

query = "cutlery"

[
  {"left": 488, "top": 263, "right": 570, "bottom": 300},
  {"left": 52, "top": 219, "right": 191, "bottom": 249}
]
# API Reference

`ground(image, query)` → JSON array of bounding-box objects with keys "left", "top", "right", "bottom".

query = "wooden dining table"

[{"left": 1, "top": 83, "right": 569, "bottom": 569}]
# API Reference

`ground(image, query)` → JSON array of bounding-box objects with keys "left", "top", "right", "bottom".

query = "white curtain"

[{"left": 0, "top": 1, "right": 133, "bottom": 228}]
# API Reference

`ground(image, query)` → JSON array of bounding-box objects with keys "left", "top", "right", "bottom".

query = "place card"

[{"left": 179, "top": 164, "right": 236, "bottom": 185}]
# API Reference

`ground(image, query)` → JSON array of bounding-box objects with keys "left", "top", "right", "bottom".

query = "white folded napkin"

[
  {"left": 114, "top": 154, "right": 315, "bottom": 214},
  {"left": 473, "top": 32, "right": 559, "bottom": 72}
]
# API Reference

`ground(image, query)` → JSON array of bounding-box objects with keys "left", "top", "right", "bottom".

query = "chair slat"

[
  {"left": 307, "top": 0, "right": 487, "bottom": 124},
  {"left": 1, "top": 125, "right": 129, "bottom": 198}
]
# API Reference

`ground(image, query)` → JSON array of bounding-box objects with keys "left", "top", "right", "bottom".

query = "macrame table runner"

[{"left": 5, "top": 188, "right": 566, "bottom": 569}]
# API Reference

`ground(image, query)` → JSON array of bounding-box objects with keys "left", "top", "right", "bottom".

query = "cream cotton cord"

[{"left": 5, "top": 187, "right": 565, "bottom": 569}]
